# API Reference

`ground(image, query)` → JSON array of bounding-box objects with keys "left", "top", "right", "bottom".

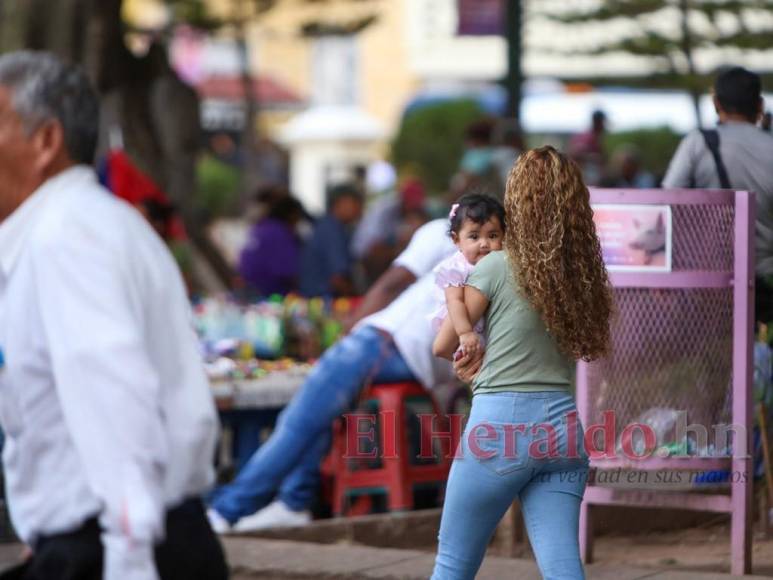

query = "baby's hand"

[{"left": 459, "top": 332, "right": 482, "bottom": 358}]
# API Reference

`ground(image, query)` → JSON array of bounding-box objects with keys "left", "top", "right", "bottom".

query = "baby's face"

[{"left": 455, "top": 217, "right": 504, "bottom": 265}]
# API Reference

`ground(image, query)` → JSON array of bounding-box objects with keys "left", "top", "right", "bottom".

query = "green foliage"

[
  {"left": 547, "top": 0, "right": 665, "bottom": 22},
  {"left": 195, "top": 154, "right": 240, "bottom": 218},
  {"left": 391, "top": 100, "right": 486, "bottom": 194},
  {"left": 604, "top": 126, "right": 683, "bottom": 179},
  {"left": 542, "top": 1, "right": 773, "bottom": 82}
]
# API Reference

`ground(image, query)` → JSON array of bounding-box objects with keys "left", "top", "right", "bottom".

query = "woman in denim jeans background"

[{"left": 432, "top": 146, "right": 613, "bottom": 579}]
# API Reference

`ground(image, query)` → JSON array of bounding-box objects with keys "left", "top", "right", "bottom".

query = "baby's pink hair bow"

[{"left": 449, "top": 203, "right": 460, "bottom": 219}]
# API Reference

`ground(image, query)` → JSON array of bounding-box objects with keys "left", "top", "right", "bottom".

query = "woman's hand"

[{"left": 453, "top": 349, "right": 483, "bottom": 383}]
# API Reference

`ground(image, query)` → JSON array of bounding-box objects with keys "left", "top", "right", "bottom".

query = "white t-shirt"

[{"left": 362, "top": 219, "right": 456, "bottom": 388}]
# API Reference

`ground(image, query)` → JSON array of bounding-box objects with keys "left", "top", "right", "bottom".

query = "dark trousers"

[
  {"left": 757, "top": 275, "right": 773, "bottom": 326},
  {"left": 2, "top": 499, "right": 228, "bottom": 580}
]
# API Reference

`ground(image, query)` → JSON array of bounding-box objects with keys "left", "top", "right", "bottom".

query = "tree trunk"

[
  {"left": 504, "top": 0, "right": 523, "bottom": 122},
  {"left": 678, "top": 0, "right": 702, "bottom": 128},
  {"left": 0, "top": 0, "right": 30, "bottom": 53},
  {"left": 235, "top": 0, "right": 262, "bottom": 204},
  {"left": 7, "top": 0, "right": 235, "bottom": 290}
]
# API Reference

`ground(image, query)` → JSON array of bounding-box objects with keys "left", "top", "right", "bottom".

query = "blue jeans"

[
  {"left": 432, "top": 391, "right": 589, "bottom": 580},
  {"left": 211, "top": 326, "right": 416, "bottom": 521}
]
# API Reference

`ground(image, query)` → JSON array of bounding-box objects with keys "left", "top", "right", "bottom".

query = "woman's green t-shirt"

[{"left": 467, "top": 251, "right": 574, "bottom": 394}]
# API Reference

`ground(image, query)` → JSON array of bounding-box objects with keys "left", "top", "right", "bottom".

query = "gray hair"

[{"left": 0, "top": 51, "right": 99, "bottom": 164}]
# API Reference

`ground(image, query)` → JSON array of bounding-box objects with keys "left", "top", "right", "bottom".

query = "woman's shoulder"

[
  {"left": 475, "top": 251, "right": 508, "bottom": 273},
  {"left": 467, "top": 251, "right": 509, "bottom": 295}
]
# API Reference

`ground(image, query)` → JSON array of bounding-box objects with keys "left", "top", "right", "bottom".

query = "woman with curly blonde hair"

[{"left": 431, "top": 146, "right": 612, "bottom": 579}]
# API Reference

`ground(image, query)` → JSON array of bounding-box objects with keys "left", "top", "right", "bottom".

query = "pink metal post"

[
  {"left": 576, "top": 360, "right": 592, "bottom": 563},
  {"left": 579, "top": 188, "right": 755, "bottom": 574},
  {"left": 731, "top": 191, "right": 754, "bottom": 575}
]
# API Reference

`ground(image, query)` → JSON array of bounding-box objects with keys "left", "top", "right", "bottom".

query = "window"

[{"left": 311, "top": 35, "right": 359, "bottom": 106}]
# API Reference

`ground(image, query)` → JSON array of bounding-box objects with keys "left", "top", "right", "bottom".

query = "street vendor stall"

[
  {"left": 209, "top": 363, "right": 308, "bottom": 471},
  {"left": 197, "top": 294, "right": 355, "bottom": 470}
]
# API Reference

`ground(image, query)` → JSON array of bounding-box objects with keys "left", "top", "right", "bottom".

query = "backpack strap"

[{"left": 700, "top": 129, "right": 732, "bottom": 189}]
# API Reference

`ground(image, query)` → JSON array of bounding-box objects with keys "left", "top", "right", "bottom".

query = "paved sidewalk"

[
  {"left": 223, "top": 537, "right": 772, "bottom": 579},
  {"left": 0, "top": 537, "right": 768, "bottom": 578}
]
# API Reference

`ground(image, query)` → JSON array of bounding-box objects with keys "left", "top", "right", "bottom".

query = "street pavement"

[
  {"left": 0, "top": 535, "right": 769, "bottom": 578},
  {"left": 223, "top": 537, "right": 772, "bottom": 579}
]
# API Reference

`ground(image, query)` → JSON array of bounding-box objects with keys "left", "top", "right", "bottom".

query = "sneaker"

[
  {"left": 233, "top": 500, "right": 312, "bottom": 532},
  {"left": 206, "top": 508, "right": 232, "bottom": 534}
]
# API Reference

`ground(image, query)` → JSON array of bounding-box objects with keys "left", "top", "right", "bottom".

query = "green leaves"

[
  {"left": 542, "top": 0, "right": 773, "bottom": 75},
  {"left": 546, "top": 0, "right": 665, "bottom": 23},
  {"left": 714, "top": 29, "right": 773, "bottom": 50},
  {"left": 391, "top": 100, "right": 486, "bottom": 194}
]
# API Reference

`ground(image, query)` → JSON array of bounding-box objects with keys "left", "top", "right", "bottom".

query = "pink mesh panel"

[
  {"left": 585, "top": 202, "right": 735, "bottom": 442},
  {"left": 671, "top": 203, "right": 735, "bottom": 271}
]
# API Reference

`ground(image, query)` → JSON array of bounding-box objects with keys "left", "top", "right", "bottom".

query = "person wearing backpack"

[{"left": 662, "top": 66, "right": 773, "bottom": 322}]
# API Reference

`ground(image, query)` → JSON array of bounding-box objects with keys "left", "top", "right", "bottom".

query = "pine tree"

[{"left": 540, "top": 0, "right": 773, "bottom": 127}]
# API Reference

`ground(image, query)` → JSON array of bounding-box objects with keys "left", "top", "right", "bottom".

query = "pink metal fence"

[{"left": 578, "top": 188, "right": 755, "bottom": 575}]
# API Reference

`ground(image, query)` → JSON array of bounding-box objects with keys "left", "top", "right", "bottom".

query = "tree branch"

[{"left": 545, "top": 0, "right": 665, "bottom": 23}]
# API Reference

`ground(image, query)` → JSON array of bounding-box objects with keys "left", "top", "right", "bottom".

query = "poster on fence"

[{"left": 591, "top": 204, "right": 672, "bottom": 272}]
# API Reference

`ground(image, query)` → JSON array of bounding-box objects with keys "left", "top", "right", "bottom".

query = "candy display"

[
  {"left": 195, "top": 296, "right": 284, "bottom": 360},
  {"left": 195, "top": 294, "right": 357, "bottom": 384},
  {"left": 204, "top": 356, "right": 312, "bottom": 382}
]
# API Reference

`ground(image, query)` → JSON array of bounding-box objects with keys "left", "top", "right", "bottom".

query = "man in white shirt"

[
  {"left": 0, "top": 52, "right": 226, "bottom": 579},
  {"left": 208, "top": 218, "right": 455, "bottom": 531}
]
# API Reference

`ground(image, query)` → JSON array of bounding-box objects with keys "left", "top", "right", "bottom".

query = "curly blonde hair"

[{"left": 504, "top": 146, "right": 612, "bottom": 361}]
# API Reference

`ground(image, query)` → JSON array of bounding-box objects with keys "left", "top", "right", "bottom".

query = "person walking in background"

[
  {"left": 432, "top": 147, "right": 612, "bottom": 579},
  {"left": 569, "top": 109, "right": 607, "bottom": 186},
  {"left": 662, "top": 66, "right": 773, "bottom": 322},
  {"left": 353, "top": 162, "right": 429, "bottom": 284},
  {"left": 299, "top": 183, "right": 364, "bottom": 298},
  {"left": 603, "top": 145, "right": 656, "bottom": 188},
  {"left": 455, "top": 119, "right": 504, "bottom": 197},
  {"left": 0, "top": 51, "right": 227, "bottom": 580},
  {"left": 238, "top": 194, "right": 308, "bottom": 297},
  {"left": 492, "top": 120, "right": 524, "bottom": 186}
]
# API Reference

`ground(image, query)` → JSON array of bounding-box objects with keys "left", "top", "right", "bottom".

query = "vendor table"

[
  {"left": 212, "top": 370, "right": 307, "bottom": 470},
  {"left": 212, "top": 371, "right": 306, "bottom": 411}
]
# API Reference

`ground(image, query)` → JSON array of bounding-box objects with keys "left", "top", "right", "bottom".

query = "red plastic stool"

[{"left": 328, "top": 381, "right": 452, "bottom": 516}]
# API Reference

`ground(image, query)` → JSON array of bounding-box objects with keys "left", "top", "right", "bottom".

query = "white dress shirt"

[{"left": 0, "top": 166, "right": 218, "bottom": 579}]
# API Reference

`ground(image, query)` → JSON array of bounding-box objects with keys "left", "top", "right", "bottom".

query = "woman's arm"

[{"left": 432, "top": 285, "right": 490, "bottom": 359}]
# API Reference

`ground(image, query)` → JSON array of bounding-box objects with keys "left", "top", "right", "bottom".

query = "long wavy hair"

[{"left": 504, "top": 146, "right": 612, "bottom": 361}]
